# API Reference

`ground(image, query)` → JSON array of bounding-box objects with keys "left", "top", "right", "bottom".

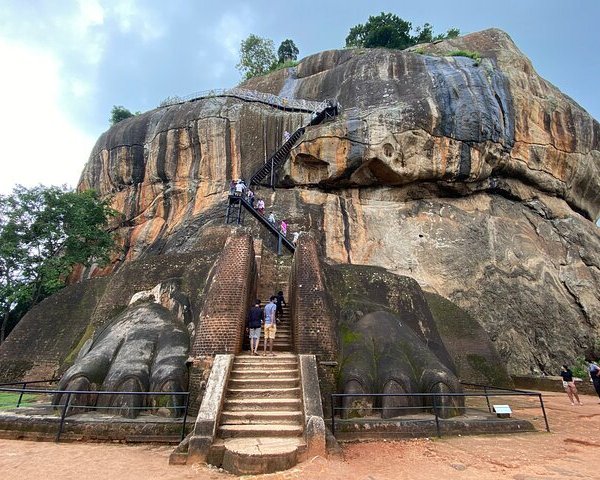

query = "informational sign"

[{"left": 493, "top": 404, "right": 512, "bottom": 418}]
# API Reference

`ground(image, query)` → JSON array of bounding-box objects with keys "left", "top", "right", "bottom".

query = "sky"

[{"left": 0, "top": 0, "right": 599, "bottom": 195}]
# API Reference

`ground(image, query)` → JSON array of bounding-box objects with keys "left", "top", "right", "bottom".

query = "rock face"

[{"left": 37, "top": 29, "right": 600, "bottom": 374}]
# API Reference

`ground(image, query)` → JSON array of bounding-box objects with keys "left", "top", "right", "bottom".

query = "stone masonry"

[
  {"left": 289, "top": 235, "right": 337, "bottom": 360},
  {"left": 191, "top": 231, "right": 257, "bottom": 356}
]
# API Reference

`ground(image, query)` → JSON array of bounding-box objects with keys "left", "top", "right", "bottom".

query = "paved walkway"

[{"left": 0, "top": 391, "right": 598, "bottom": 479}]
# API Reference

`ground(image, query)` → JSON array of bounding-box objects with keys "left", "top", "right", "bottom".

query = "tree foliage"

[
  {"left": 236, "top": 34, "right": 277, "bottom": 80},
  {"left": 0, "top": 185, "right": 117, "bottom": 343},
  {"left": 277, "top": 39, "right": 299, "bottom": 64},
  {"left": 345, "top": 12, "right": 460, "bottom": 50},
  {"left": 110, "top": 105, "right": 139, "bottom": 125}
]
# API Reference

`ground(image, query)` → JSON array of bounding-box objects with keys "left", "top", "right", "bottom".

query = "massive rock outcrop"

[{"left": 19, "top": 29, "right": 600, "bottom": 375}]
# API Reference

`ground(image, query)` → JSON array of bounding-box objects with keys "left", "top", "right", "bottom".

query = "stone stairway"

[
  {"left": 208, "top": 352, "right": 306, "bottom": 475},
  {"left": 273, "top": 306, "right": 292, "bottom": 351}
]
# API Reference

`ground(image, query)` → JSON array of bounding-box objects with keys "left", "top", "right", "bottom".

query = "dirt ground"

[{"left": 0, "top": 391, "right": 598, "bottom": 480}]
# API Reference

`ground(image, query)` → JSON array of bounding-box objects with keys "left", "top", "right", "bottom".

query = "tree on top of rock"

[
  {"left": 345, "top": 12, "right": 459, "bottom": 50},
  {"left": 110, "top": 105, "right": 140, "bottom": 126},
  {"left": 237, "top": 34, "right": 277, "bottom": 80},
  {"left": 277, "top": 39, "right": 299, "bottom": 64}
]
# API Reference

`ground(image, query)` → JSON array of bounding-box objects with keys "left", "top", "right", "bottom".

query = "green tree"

[
  {"left": 345, "top": 12, "right": 459, "bottom": 50},
  {"left": 277, "top": 39, "right": 299, "bottom": 64},
  {"left": 110, "top": 105, "right": 139, "bottom": 125},
  {"left": 0, "top": 185, "right": 117, "bottom": 343},
  {"left": 236, "top": 34, "right": 277, "bottom": 80}
]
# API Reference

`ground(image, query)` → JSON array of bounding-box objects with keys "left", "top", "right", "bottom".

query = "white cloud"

[
  {"left": 110, "top": 0, "right": 166, "bottom": 42},
  {"left": 0, "top": 40, "right": 95, "bottom": 193},
  {"left": 214, "top": 10, "right": 255, "bottom": 59}
]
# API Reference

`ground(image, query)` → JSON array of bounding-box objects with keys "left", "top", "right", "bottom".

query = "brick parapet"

[
  {"left": 289, "top": 235, "right": 337, "bottom": 361},
  {"left": 191, "top": 231, "right": 256, "bottom": 357}
]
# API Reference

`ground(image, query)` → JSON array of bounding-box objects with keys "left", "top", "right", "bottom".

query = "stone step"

[
  {"left": 231, "top": 369, "right": 299, "bottom": 379},
  {"left": 224, "top": 398, "right": 301, "bottom": 411},
  {"left": 234, "top": 356, "right": 296, "bottom": 365},
  {"left": 229, "top": 378, "right": 299, "bottom": 389},
  {"left": 219, "top": 424, "right": 303, "bottom": 439},
  {"left": 221, "top": 411, "right": 303, "bottom": 425},
  {"left": 214, "top": 437, "right": 306, "bottom": 476},
  {"left": 233, "top": 362, "right": 298, "bottom": 371},
  {"left": 226, "top": 387, "right": 301, "bottom": 399}
]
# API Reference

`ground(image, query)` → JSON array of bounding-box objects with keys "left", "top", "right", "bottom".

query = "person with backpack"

[
  {"left": 246, "top": 299, "right": 263, "bottom": 355},
  {"left": 275, "top": 290, "right": 286, "bottom": 322}
]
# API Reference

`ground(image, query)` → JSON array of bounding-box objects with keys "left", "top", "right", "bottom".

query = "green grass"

[
  {"left": 0, "top": 392, "right": 39, "bottom": 409},
  {"left": 269, "top": 60, "right": 299, "bottom": 73},
  {"left": 413, "top": 48, "right": 482, "bottom": 65},
  {"left": 445, "top": 50, "right": 481, "bottom": 62}
]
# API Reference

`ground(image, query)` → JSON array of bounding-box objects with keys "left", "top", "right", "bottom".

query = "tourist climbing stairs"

[
  {"left": 208, "top": 352, "right": 306, "bottom": 474},
  {"left": 225, "top": 98, "right": 339, "bottom": 254}
]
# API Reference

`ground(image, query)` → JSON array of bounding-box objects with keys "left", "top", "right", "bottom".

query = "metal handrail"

[
  {"left": 0, "top": 385, "right": 191, "bottom": 442},
  {"left": 160, "top": 87, "right": 328, "bottom": 114},
  {"left": 0, "top": 378, "right": 60, "bottom": 408},
  {"left": 330, "top": 390, "right": 550, "bottom": 438}
]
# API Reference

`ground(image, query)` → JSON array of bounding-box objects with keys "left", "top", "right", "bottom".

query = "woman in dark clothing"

[
  {"left": 560, "top": 365, "right": 582, "bottom": 405},
  {"left": 276, "top": 290, "right": 286, "bottom": 321}
]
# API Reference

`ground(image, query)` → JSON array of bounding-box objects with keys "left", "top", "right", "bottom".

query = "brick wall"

[
  {"left": 191, "top": 231, "right": 256, "bottom": 356},
  {"left": 289, "top": 235, "right": 337, "bottom": 360}
]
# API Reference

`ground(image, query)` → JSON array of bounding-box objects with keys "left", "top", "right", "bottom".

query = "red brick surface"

[
  {"left": 191, "top": 231, "right": 256, "bottom": 356},
  {"left": 289, "top": 236, "right": 337, "bottom": 360}
]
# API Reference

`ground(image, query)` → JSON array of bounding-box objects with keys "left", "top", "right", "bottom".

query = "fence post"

[
  {"left": 56, "top": 392, "right": 72, "bottom": 442},
  {"left": 432, "top": 394, "right": 441, "bottom": 438},
  {"left": 538, "top": 394, "right": 550, "bottom": 432},
  {"left": 330, "top": 395, "right": 335, "bottom": 437},
  {"left": 484, "top": 386, "right": 492, "bottom": 413},
  {"left": 180, "top": 393, "right": 190, "bottom": 442},
  {"left": 16, "top": 382, "right": 26, "bottom": 408}
]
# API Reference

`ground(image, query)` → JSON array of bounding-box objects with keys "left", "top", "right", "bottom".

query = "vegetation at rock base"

[
  {"left": 345, "top": 12, "right": 459, "bottom": 50},
  {"left": 237, "top": 35, "right": 300, "bottom": 80},
  {"left": 109, "top": 105, "right": 140, "bottom": 125},
  {"left": 0, "top": 185, "right": 117, "bottom": 343}
]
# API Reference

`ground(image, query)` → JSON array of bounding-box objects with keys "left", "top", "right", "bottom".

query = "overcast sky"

[{"left": 0, "top": 0, "right": 599, "bottom": 195}]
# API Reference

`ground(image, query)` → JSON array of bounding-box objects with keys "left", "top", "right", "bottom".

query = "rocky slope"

[{"left": 74, "top": 28, "right": 600, "bottom": 374}]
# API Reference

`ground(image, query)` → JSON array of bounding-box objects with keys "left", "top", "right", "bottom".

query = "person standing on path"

[
  {"left": 263, "top": 296, "right": 277, "bottom": 356},
  {"left": 586, "top": 358, "right": 600, "bottom": 402},
  {"left": 559, "top": 365, "right": 583, "bottom": 405},
  {"left": 246, "top": 299, "right": 263, "bottom": 355}
]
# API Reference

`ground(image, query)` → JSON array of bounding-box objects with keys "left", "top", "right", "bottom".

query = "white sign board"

[{"left": 493, "top": 404, "right": 512, "bottom": 416}]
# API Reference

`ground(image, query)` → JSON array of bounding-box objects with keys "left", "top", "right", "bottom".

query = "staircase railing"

[
  {"left": 249, "top": 100, "right": 340, "bottom": 188},
  {"left": 226, "top": 194, "right": 295, "bottom": 254}
]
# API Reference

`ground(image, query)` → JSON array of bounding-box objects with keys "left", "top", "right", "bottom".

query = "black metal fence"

[
  {"left": 0, "top": 381, "right": 191, "bottom": 442},
  {"left": 330, "top": 383, "right": 549, "bottom": 439}
]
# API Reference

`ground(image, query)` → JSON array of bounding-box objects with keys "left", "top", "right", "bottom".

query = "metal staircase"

[
  {"left": 226, "top": 194, "right": 295, "bottom": 254},
  {"left": 250, "top": 99, "right": 339, "bottom": 188},
  {"left": 226, "top": 99, "right": 339, "bottom": 255}
]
